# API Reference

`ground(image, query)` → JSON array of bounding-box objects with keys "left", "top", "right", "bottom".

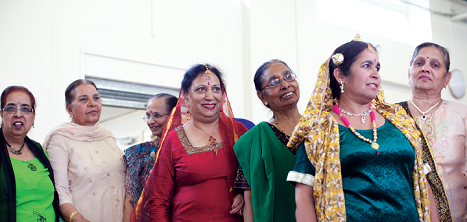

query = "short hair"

[
  {"left": 181, "top": 64, "right": 225, "bottom": 95},
  {"left": 1, "top": 86, "right": 36, "bottom": 111},
  {"left": 409, "top": 42, "right": 450, "bottom": 75},
  {"left": 329, "top": 41, "right": 378, "bottom": 100},
  {"left": 65, "top": 79, "right": 98, "bottom": 107},
  {"left": 149, "top": 93, "right": 178, "bottom": 114}
]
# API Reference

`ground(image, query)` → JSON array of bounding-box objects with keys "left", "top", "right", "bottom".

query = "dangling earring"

[
  {"left": 340, "top": 81, "right": 344, "bottom": 93},
  {"left": 71, "top": 115, "right": 74, "bottom": 123},
  {"left": 32, "top": 123, "right": 35, "bottom": 128},
  {"left": 187, "top": 110, "right": 191, "bottom": 121}
]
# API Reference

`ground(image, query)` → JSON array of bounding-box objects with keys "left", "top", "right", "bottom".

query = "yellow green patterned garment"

[
  {"left": 290, "top": 119, "right": 420, "bottom": 221},
  {"left": 287, "top": 60, "right": 431, "bottom": 221},
  {"left": 11, "top": 158, "right": 55, "bottom": 222}
]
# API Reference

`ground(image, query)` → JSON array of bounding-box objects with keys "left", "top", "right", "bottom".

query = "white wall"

[{"left": 1, "top": 0, "right": 466, "bottom": 145}]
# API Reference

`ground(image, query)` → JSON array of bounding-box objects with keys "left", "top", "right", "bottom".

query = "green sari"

[{"left": 234, "top": 121, "right": 296, "bottom": 222}]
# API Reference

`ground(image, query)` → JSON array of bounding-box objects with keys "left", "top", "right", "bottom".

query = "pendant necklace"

[
  {"left": 5, "top": 140, "right": 26, "bottom": 155},
  {"left": 410, "top": 99, "right": 441, "bottom": 120},
  {"left": 339, "top": 106, "right": 372, "bottom": 124},
  {"left": 334, "top": 104, "right": 379, "bottom": 154},
  {"left": 274, "top": 116, "right": 289, "bottom": 140},
  {"left": 193, "top": 122, "right": 219, "bottom": 155}
]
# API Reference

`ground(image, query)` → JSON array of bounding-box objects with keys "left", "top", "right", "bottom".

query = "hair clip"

[
  {"left": 332, "top": 53, "right": 344, "bottom": 66},
  {"left": 204, "top": 64, "right": 212, "bottom": 80},
  {"left": 352, "top": 34, "right": 363, "bottom": 42}
]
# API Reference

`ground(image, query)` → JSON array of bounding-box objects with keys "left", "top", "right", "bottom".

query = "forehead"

[
  {"left": 146, "top": 97, "right": 168, "bottom": 113},
  {"left": 74, "top": 84, "right": 98, "bottom": 96},
  {"left": 355, "top": 49, "right": 379, "bottom": 62},
  {"left": 5, "top": 91, "right": 31, "bottom": 105},
  {"left": 192, "top": 72, "right": 220, "bottom": 86},
  {"left": 263, "top": 62, "right": 290, "bottom": 78},
  {"left": 416, "top": 47, "right": 444, "bottom": 60}
]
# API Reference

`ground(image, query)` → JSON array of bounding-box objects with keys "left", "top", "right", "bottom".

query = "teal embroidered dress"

[{"left": 290, "top": 120, "right": 420, "bottom": 221}]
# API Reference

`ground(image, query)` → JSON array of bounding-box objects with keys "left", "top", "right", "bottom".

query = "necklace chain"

[
  {"left": 192, "top": 122, "right": 219, "bottom": 155},
  {"left": 338, "top": 106, "right": 372, "bottom": 124},
  {"left": 274, "top": 116, "right": 289, "bottom": 140},
  {"left": 333, "top": 104, "right": 380, "bottom": 154},
  {"left": 410, "top": 99, "right": 441, "bottom": 120},
  {"left": 5, "top": 140, "right": 26, "bottom": 155}
]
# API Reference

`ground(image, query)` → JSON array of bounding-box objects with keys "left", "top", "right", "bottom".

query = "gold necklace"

[
  {"left": 333, "top": 104, "right": 380, "bottom": 154},
  {"left": 193, "top": 122, "right": 219, "bottom": 155},
  {"left": 6, "top": 140, "right": 26, "bottom": 155},
  {"left": 274, "top": 116, "right": 289, "bottom": 140}
]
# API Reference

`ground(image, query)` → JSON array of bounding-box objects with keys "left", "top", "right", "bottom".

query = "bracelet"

[{"left": 69, "top": 211, "right": 79, "bottom": 222}]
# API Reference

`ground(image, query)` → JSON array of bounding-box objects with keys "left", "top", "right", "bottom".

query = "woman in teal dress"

[
  {"left": 123, "top": 93, "right": 177, "bottom": 222},
  {"left": 286, "top": 36, "right": 439, "bottom": 221},
  {"left": 0, "top": 86, "right": 59, "bottom": 222},
  {"left": 234, "top": 59, "right": 301, "bottom": 222}
]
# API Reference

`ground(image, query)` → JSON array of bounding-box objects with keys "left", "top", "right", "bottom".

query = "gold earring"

[
  {"left": 187, "top": 111, "right": 191, "bottom": 121},
  {"left": 71, "top": 115, "right": 74, "bottom": 123}
]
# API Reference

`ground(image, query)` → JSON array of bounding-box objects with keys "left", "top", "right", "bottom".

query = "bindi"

[
  {"left": 208, "top": 82, "right": 210, "bottom": 86},
  {"left": 427, "top": 57, "right": 429, "bottom": 59},
  {"left": 17, "top": 101, "right": 20, "bottom": 104}
]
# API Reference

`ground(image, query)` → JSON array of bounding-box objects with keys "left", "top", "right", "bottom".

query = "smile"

[
  {"left": 202, "top": 104, "right": 216, "bottom": 110},
  {"left": 281, "top": 92, "right": 294, "bottom": 99}
]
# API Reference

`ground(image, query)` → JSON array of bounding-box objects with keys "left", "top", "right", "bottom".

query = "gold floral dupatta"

[{"left": 287, "top": 59, "right": 431, "bottom": 221}]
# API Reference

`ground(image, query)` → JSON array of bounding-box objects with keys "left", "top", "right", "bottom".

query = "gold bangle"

[{"left": 69, "top": 211, "right": 79, "bottom": 222}]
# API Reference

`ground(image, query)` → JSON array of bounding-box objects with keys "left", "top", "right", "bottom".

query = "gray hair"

[{"left": 409, "top": 42, "right": 450, "bottom": 75}]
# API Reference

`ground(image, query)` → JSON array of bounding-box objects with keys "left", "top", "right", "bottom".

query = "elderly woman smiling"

[
  {"left": 0, "top": 86, "right": 60, "bottom": 222},
  {"left": 45, "top": 79, "right": 126, "bottom": 222}
]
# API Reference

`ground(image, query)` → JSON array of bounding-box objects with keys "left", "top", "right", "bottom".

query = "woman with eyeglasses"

[
  {"left": 122, "top": 93, "right": 177, "bottom": 222},
  {"left": 233, "top": 59, "right": 301, "bottom": 222},
  {"left": 0, "top": 86, "right": 60, "bottom": 222},
  {"left": 44, "top": 79, "right": 126, "bottom": 222}
]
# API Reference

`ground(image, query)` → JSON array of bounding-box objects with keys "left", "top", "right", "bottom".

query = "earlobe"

[{"left": 333, "top": 69, "right": 344, "bottom": 83}]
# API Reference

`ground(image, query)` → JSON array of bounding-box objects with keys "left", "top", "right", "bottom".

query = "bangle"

[{"left": 70, "top": 211, "right": 79, "bottom": 222}]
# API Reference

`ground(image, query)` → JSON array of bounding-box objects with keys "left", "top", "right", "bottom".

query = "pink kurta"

[{"left": 414, "top": 101, "right": 467, "bottom": 221}]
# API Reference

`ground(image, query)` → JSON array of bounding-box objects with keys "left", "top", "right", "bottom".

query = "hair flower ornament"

[{"left": 332, "top": 53, "right": 344, "bottom": 66}]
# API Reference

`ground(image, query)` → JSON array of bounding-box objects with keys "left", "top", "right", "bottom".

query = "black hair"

[
  {"left": 181, "top": 64, "right": 225, "bottom": 94},
  {"left": 149, "top": 93, "right": 178, "bottom": 114},
  {"left": 65, "top": 79, "right": 98, "bottom": 107},
  {"left": 329, "top": 41, "right": 378, "bottom": 100},
  {"left": 409, "top": 42, "right": 450, "bottom": 75},
  {"left": 254, "top": 59, "right": 292, "bottom": 92}
]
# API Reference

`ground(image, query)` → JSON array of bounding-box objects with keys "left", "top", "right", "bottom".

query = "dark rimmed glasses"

[
  {"left": 143, "top": 113, "right": 169, "bottom": 122},
  {"left": 2, "top": 106, "right": 34, "bottom": 114},
  {"left": 261, "top": 73, "right": 297, "bottom": 91}
]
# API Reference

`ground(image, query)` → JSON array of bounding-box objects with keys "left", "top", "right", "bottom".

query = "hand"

[
  {"left": 72, "top": 213, "right": 90, "bottom": 222},
  {"left": 230, "top": 194, "right": 244, "bottom": 215}
]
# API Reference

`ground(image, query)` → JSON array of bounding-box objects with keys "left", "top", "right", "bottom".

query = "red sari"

[{"left": 148, "top": 125, "right": 245, "bottom": 221}]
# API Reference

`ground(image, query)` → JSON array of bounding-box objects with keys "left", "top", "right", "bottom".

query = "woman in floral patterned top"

[{"left": 122, "top": 93, "right": 177, "bottom": 222}]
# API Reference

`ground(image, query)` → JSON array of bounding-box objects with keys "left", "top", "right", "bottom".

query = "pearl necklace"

[
  {"left": 338, "top": 106, "right": 371, "bottom": 124},
  {"left": 333, "top": 104, "right": 379, "bottom": 154},
  {"left": 410, "top": 99, "right": 441, "bottom": 120}
]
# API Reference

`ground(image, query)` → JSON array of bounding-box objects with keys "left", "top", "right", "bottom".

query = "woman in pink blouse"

[
  {"left": 45, "top": 79, "right": 126, "bottom": 222},
  {"left": 399, "top": 42, "right": 466, "bottom": 221}
]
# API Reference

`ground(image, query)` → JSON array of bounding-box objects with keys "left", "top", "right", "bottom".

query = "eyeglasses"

[
  {"left": 143, "top": 113, "right": 169, "bottom": 122},
  {"left": 261, "top": 73, "right": 297, "bottom": 91},
  {"left": 2, "top": 106, "right": 34, "bottom": 114}
]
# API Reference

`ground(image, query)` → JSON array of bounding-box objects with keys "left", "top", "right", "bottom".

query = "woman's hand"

[
  {"left": 60, "top": 203, "right": 90, "bottom": 222},
  {"left": 71, "top": 213, "right": 90, "bottom": 222},
  {"left": 230, "top": 193, "right": 244, "bottom": 215}
]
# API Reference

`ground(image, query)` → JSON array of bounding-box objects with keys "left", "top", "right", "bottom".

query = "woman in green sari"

[{"left": 234, "top": 59, "right": 301, "bottom": 222}]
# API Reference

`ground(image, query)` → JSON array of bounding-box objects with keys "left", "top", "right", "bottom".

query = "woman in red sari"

[{"left": 132, "top": 64, "right": 247, "bottom": 222}]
